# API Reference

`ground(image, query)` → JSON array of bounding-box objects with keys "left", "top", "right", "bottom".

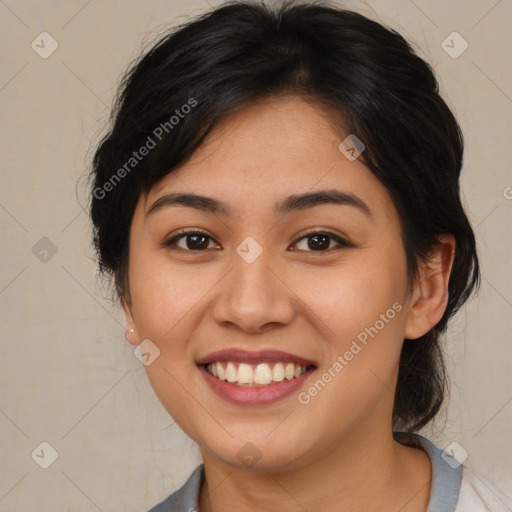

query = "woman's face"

[{"left": 124, "top": 96, "right": 418, "bottom": 470}]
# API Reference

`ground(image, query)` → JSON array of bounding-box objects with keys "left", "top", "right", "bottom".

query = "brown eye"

[
  {"left": 163, "top": 229, "right": 350, "bottom": 253},
  {"left": 164, "top": 231, "right": 219, "bottom": 251},
  {"left": 292, "top": 231, "right": 350, "bottom": 252}
]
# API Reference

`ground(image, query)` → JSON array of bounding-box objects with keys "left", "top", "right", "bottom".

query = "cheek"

[
  {"left": 310, "top": 245, "right": 409, "bottom": 389},
  {"left": 128, "top": 243, "right": 208, "bottom": 331},
  {"left": 127, "top": 249, "right": 210, "bottom": 428},
  {"left": 293, "top": 258, "right": 407, "bottom": 434},
  {"left": 127, "top": 250, "right": 201, "bottom": 366},
  {"left": 314, "top": 253, "right": 407, "bottom": 339}
]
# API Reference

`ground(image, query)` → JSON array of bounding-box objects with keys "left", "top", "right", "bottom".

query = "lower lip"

[{"left": 198, "top": 365, "right": 315, "bottom": 406}]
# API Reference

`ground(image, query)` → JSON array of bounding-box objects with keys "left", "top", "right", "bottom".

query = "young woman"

[{"left": 89, "top": 1, "right": 509, "bottom": 510}]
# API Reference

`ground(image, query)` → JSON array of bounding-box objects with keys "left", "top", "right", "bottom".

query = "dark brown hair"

[{"left": 89, "top": 0, "right": 480, "bottom": 432}]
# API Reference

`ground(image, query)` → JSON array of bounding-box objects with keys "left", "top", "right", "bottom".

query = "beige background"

[{"left": 0, "top": 0, "right": 511, "bottom": 510}]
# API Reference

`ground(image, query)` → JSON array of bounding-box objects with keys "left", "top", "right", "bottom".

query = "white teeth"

[
  {"left": 254, "top": 363, "right": 273, "bottom": 385},
  {"left": 237, "top": 363, "right": 254, "bottom": 384},
  {"left": 205, "top": 361, "right": 310, "bottom": 386},
  {"left": 216, "top": 362, "right": 225, "bottom": 381},
  {"left": 285, "top": 363, "right": 295, "bottom": 380},
  {"left": 272, "top": 362, "right": 285, "bottom": 382},
  {"left": 225, "top": 362, "right": 237, "bottom": 382}
]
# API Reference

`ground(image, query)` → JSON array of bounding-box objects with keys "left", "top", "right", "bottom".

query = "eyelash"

[{"left": 163, "top": 227, "right": 352, "bottom": 253}]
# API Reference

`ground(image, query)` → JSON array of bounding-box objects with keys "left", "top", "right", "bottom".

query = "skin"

[{"left": 123, "top": 96, "right": 455, "bottom": 512}]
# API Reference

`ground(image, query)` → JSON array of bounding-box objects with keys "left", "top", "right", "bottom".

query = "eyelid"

[
  {"left": 293, "top": 226, "right": 352, "bottom": 247},
  {"left": 164, "top": 228, "right": 219, "bottom": 250},
  {"left": 163, "top": 227, "right": 352, "bottom": 251}
]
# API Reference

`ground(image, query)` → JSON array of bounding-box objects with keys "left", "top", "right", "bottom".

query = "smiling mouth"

[{"left": 203, "top": 361, "right": 316, "bottom": 387}]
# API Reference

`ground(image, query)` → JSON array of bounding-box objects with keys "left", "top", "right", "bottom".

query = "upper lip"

[{"left": 196, "top": 349, "right": 317, "bottom": 367}]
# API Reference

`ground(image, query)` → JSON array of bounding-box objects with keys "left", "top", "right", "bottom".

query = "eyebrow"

[{"left": 146, "top": 189, "right": 372, "bottom": 218}]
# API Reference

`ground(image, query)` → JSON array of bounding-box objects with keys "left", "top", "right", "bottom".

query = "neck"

[{"left": 198, "top": 428, "right": 432, "bottom": 512}]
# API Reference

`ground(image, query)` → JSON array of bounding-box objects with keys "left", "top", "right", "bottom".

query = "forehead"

[{"left": 143, "top": 96, "right": 397, "bottom": 224}]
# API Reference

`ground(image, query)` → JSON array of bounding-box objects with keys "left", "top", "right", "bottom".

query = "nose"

[{"left": 211, "top": 241, "right": 296, "bottom": 334}]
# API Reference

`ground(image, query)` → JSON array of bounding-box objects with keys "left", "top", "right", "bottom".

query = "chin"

[{"left": 201, "top": 433, "right": 311, "bottom": 472}]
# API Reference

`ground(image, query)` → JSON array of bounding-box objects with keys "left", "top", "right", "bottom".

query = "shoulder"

[
  {"left": 455, "top": 467, "right": 512, "bottom": 512},
  {"left": 395, "top": 432, "right": 512, "bottom": 512},
  {"left": 146, "top": 464, "right": 204, "bottom": 512}
]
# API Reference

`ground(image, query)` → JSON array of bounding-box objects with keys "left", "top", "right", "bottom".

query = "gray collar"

[
  {"left": 409, "top": 433, "right": 463, "bottom": 512},
  {"left": 148, "top": 433, "right": 462, "bottom": 511}
]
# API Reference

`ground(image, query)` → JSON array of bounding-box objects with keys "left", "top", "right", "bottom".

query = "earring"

[{"left": 128, "top": 328, "right": 135, "bottom": 334}]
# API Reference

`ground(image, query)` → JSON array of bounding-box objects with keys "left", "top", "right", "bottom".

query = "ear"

[
  {"left": 122, "top": 295, "right": 140, "bottom": 346},
  {"left": 404, "top": 234, "right": 456, "bottom": 340}
]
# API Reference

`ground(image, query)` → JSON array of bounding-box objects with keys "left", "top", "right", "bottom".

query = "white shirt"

[{"left": 456, "top": 467, "right": 512, "bottom": 511}]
